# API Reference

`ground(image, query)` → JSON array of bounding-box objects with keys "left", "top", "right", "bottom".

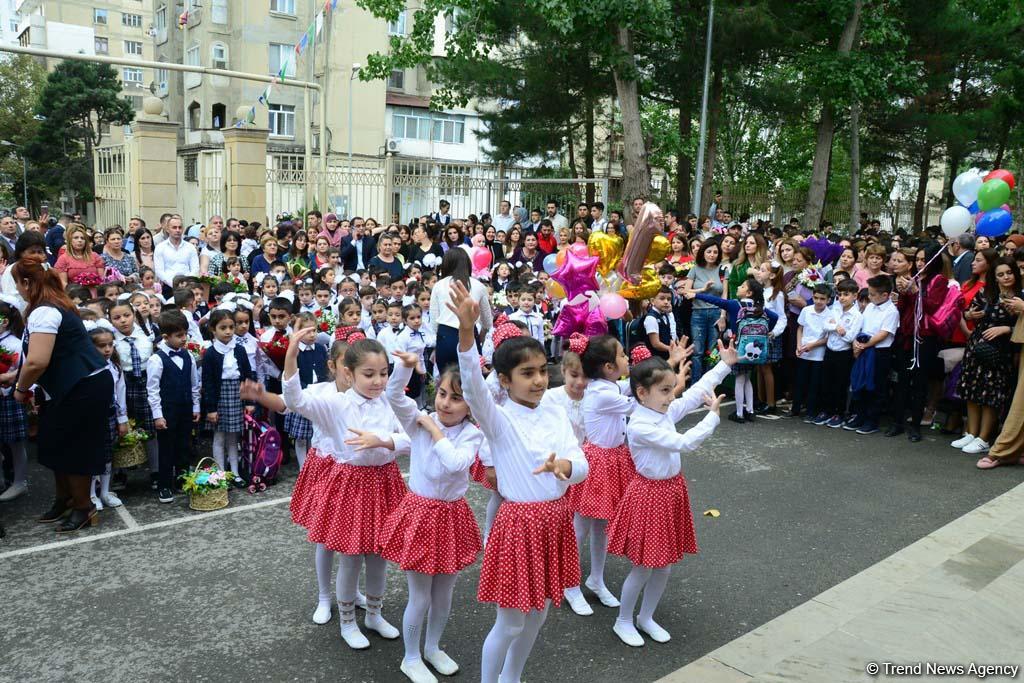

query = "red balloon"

[{"left": 984, "top": 169, "right": 1016, "bottom": 191}]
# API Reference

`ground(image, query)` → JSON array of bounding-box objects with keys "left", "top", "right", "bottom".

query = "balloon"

[
  {"left": 470, "top": 246, "right": 492, "bottom": 278},
  {"left": 599, "top": 293, "right": 628, "bottom": 320},
  {"left": 619, "top": 266, "right": 660, "bottom": 300},
  {"left": 619, "top": 202, "right": 664, "bottom": 284},
  {"left": 977, "top": 178, "right": 1011, "bottom": 212},
  {"left": 976, "top": 208, "right": 1013, "bottom": 238},
  {"left": 940, "top": 205, "right": 972, "bottom": 239},
  {"left": 544, "top": 279, "right": 565, "bottom": 299},
  {"left": 542, "top": 253, "right": 558, "bottom": 275},
  {"left": 550, "top": 247, "right": 599, "bottom": 302},
  {"left": 555, "top": 249, "right": 567, "bottom": 267},
  {"left": 587, "top": 231, "right": 624, "bottom": 278},
  {"left": 644, "top": 234, "right": 671, "bottom": 265},
  {"left": 967, "top": 201, "right": 979, "bottom": 214},
  {"left": 984, "top": 169, "right": 1016, "bottom": 190},
  {"left": 583, "top": 305, "right": 609, "bottom": 336},
  {"left": 952, "top": 169, "right": 985, "bottom": 207},
  {"left": 552, "top": 300, "right": 607, "bottom": 337},
  {"left": 570, "top": 242, "right": 590, "bottom": 258}
]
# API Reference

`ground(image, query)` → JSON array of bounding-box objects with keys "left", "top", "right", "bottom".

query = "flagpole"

[
  {"left": 303, "top": 0, "right": 315, "bottom": 213},
  {"left": 319, "top": 2, "right": 331, "bottom": 210}
]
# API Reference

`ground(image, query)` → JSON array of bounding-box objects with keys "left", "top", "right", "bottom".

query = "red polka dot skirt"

[
  {"left": 477, "top": 497, "right": 579, "bottom": 612},
  {"left": 378, "top": 493, "right": 482, "bottom": 574},
  {"left": 566, "top": 442, "right": 635, "bottom": 521},
  {"left": 469, "top": 454, "right": 495, "bottom": 490},
  {"left": 607, "top": 474, "right": 698, "bottom": 568},
  {"left": 289, "top": 447, "right": 331, "bottom": 528},
  {"left": 299, "top": 458, "right": 408, "bottom": 554}
]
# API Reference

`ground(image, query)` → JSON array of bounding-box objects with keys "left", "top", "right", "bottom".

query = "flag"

[
  {"left": 278, "top": 59, "right": 290, "bottom": 80},
  {"left": 330, "top": 0, "right": 339, "bottom": 10},
  {"left": 296, "top": 32, "right": 309, "bottom": 54},
  {"left": 257, "top": 84, "right": 273, "bottom": 106},
  {"left": 246, "top": 106, "right": 256, "bottom": 125},
  {"left": 315, "top": 12, "right": 323, "bottom": 36}
]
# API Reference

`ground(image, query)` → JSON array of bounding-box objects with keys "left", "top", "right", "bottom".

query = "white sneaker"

[
  {"left": 400, "top": 659, "right": 438, "bottom": 683},
  {"left": 637, "top": 619, "right": 671, "bottom": 643},
  {"left": 612, "top": 620, "right": 645, "bottom": 647},
  {"left": 312, "top": 600, "right": 332, "bottom": 625},
  {"left": 951, "top": 433, "right": 976, "bottom": 449},
  {"left": 365, "top": 614, "right": 400, "bottom": 639},
  {"left": 563, "top": 587, "right": 593, "bottom": 616},
  {"left": 424, "top": 650, "right": 459, "bottom": 676},
  {"left": 91, "top": 494, "right": 104, "bottom": 512},
  {"left": 339, "top": 624, "right": 370, "bottom": 650},
  {"left": 100, "top": 492, "right": 123, "bottom": 508},
  {"left": 962, "top": 437, "right": 991, "bottom": 454},
  {"left": 0, "top": 481, "right": 27, "bottom": 502},
  {"left": 585, "top": 577, "right": 621, "bottom": 607}
]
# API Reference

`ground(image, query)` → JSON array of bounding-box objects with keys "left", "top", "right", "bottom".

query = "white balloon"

[
  {"left": 952, "top": 169, "right": 984, "bottom": 208},
  {"left": 940, "top": 205, "right": 972, "bottom": 239}
]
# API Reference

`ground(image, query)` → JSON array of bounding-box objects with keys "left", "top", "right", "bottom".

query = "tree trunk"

[
  {"left": 913, "top": 137, "right": 933, "bottom": 227},
  {"left": 566, "top": 117, "right": 578, "bottom": 179},
  {"left": 676, "top": 97, "right": 692, "bottom": 213},
  {"left": 849, "top": 102, "right": 860, "bottom": 233},
  {"left": 803, "top": 0, "right": 862, "bottom": 230},
  {"left": 584, "top": 96, "right": 596, "bottom": 204},
  {"left": 699, "top": 63, "right": 722, "bottom": 217},
  {"left": 612, "top": 25, "right": 651, "bottom": 220}
]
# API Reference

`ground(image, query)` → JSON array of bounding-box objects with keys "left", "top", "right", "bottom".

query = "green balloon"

[{"left": 977, "top": 178, "right": 1011, "bottom": 212}]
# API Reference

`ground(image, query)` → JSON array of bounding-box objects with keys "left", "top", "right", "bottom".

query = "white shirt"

[
  {"left": 582, "top": 378, "right": 633, "bottom": 448},
  {"left": 396, "top": 325, "right": 428, "bottom": 371},
  {"left": 549, "top": 213, "right": 569, "bottom": 230},
  {"left": 205, "top": 338, "right": 241, "bottom": 379},
  {"left": 626, "top": 361, "right": 729, "bottom": 480},
  {"left": 429, "top": 276, "right": 493, "bottom": 334},
  {"left": 860, "top": 300, "right": 899, "bottom": 349},
  {"left": 545, "top": 385, "right": 585, "bottom": 446},
  {"left": 643, "top": 309, "right": 677, "bottom": 341},
  {"left": 0, "top": 267, "right": 27, "bottom": 313},
  {"left": 145, "top": 341, "right": 201, "bottom": 420},
  {"left": 508, "top": 309, "right": 545, "bottom": 344},
  {"left": 764, "top": 288, "right": 788, "bottom": 338},
  {"left": 796, "top": 305, "right": 831, "bottom": 362},
  {"left": 153, "top": 238, "right": 199, "bottom": 287},
  {"left": 114, "top": 325, "right": 154, "bottom": 375},
  {"left": 492, "top": 213, "right": 515, "bottom": 232},
  {"left": 458, "top": 343, "right": 587, "bottom": 502},
  {"left": 107, "top": 361, "right": 128, "bottom": 424},
  {"left": 282, "top": 371, "right": 409, "bottom": 466},
  {"left": 825, "top": 303, "right": 862, "bottom": 352},
  {"left": 591, "top": 216, "right": 608, "bottom": 233},
  {"left": 418, "top": 311, "right": 436, "bottom": 347},
  {"left": 386, "top": 363, "right": 483, "bottom": 501},
  {"left": 236, "top": 334, "right": 265, "bottom": 384},
  {"left": 376, "top": 324, "right": 404, "bottom": 357}
]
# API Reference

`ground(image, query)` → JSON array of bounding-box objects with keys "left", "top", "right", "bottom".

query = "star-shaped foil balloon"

[
  {"left": 551, "top": 247, "right": 606, "bottom": 337},
  {"left": 551, "top": 247, "right": 599, "bottom": 301}
]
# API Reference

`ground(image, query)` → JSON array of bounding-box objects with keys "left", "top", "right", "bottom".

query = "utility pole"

[
  {"left": 692, "top": 0, "right": 714, "bottom": 216},
  {"left": 320, "top": 4, "right": 331, "bottom": 209},
  {"left": 303, "top": 0, "right": 315, "bottom": 212}
]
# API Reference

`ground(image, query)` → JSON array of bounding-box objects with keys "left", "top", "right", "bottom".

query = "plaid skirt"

[
  {"left": 284, "top": 411, "right": 313, "bottom": 440},
  {"left": 0, "top": 392, "right": 27, "bottom": 443},
  {"left": 124, "top": 372, "right": 155, "bottom": 435},
  {"left": 767, "top": 335, "right": 784, "bottom": 363},
  {"left": 205, "top": 378, "right": 243, "bottom": 433}
]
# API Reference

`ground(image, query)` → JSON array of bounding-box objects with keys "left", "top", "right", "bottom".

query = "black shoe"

[
  {"left": 150, "top": 473, "right": 159, "bottom": 491},
  {"left": 727, "top": 413, "right": 745, "bottom": 424},
  {"left": 38, "top": 499, "right": 72, "bottom": 523},
  {"left": 111, "top": 470, "right": 129, "bottom": 491},
  {"left": 744, "top": 412, "right": 756, "bottom": 422},
  {"left": 56, "top": 507, "right": 98, "bottom": 533},
  {"left": 783, "top": 409, "right": 801, "bottom": 418},
  {"left": 907, "top": 428, "right": 922, "bottom": 443},
  {"left": 753, "top": 401, "right": 768, "bottom": 414},
  {"left": 158, "top": 488, "right": 174, "bottom": 504},
  {"left": 761, "top": 405, "right": 778, "bottom": 416},
  {"left": 232, "top": 476, "right": 247, "bottom": 489},
  {"left": 885, "top": 426, "right": 905, "bottom": 438}
]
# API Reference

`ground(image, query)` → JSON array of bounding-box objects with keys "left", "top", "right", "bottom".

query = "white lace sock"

[
  {"left": 364, "top": 553, "right": 398, "bottom": 637},
  {"left": 743, "top": 374, "right": 754, "bottom": 413},
  {"left": 637, "top": 566, "right": 672, "bottom": 631},
  {"left": 99, "top": 472, "right": 112, "bottom": 499},
  {"left": 484, "top": 490, "right": 503, "bottom": 542},
  {"left": 403, "top": 571, "right": 433, "bottom": 663},
  {"left": 316, "top": 543, "right": 334, "bottom": 603},
  {"left": 212, "top": 431, "right": 227, "bottom": 470},
  {"left": 295, "top": 438, "right": 310, "bottom": 469},
  {"left": 564, "top": 514, "right": 591, "bottom": 601},
  {"left": 481, "top": 607, "right": 525, "bottom": 683},
  {"left": 336, "top": 554, "right": 366, "bottom": 642},
  {"left": 225, "top": 432, "right": 240, "bottom": 476},
  {"left": 500, "top": 601, "right": 550, "bottom": 683},
  {"left": 424, "top": 573, "right": 458, "bottom": 658}
]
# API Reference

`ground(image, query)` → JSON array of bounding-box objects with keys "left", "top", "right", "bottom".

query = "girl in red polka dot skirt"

[
  {"left": 607, "top": 338, "right": 737, "bottom": 647},
  {"left": 280, "top": 327, "right": 411, "bottom": 650},
  {"left": 448, "top": 281, "right": 589, "bottom": 683},
  {"left": 379, "top": 350, "right": 484, "bottom": 683}
]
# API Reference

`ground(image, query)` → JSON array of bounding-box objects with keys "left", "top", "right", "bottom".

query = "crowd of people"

[{"left": 0, "top": 195, "right": 1022, "bottom": 682}]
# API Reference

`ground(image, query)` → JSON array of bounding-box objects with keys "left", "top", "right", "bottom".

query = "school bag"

[
  {"left": 626, "top": 316, "right": 648, "bottom": 350},
  {"left": 242, "top": 413, "right": 283, "bottom": 491},
  {"left": 924, "top": 280, "right": 963, "bottom": 340},
  {"left": 735, "top": 311, "right": 769, "bottom": 365}
]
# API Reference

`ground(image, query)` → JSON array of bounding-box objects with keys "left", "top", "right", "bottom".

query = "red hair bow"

[
  {"left": 567, "top": 333, "right": 589, "bottom": 355},
  {"left": 630, "top": 345, "right": 653, "bottom": 364},
  {"left": 492, "top": 322, "right": 523, "bottom": 350},
  {"left": 494, "top": 313, "right": 510, "bottom": 328}
]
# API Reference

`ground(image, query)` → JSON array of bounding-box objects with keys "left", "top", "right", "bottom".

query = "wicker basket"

[
  {"left": 187, "top": 457, "right": 230, "bottom": 512},
  {"left": 112, "top": 441, "right": 147, "bottom": 469}
]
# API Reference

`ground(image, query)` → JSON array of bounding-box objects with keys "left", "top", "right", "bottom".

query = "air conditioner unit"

[{"left": 386, "top": 139, "right": 400, "bottom": 154}]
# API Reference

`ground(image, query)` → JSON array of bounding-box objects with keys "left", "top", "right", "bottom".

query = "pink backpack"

[
  {"left": 243, "top": 414, "right": 283, "bottom": 490},
  {"left": 925, "top": 280, "right": 963, "bottom": 340}
]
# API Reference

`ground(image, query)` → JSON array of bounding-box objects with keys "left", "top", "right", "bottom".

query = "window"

[
  {"left": 95, "top": 37, "right": 109, "bottom": 54},
  {"left": 270, "top": 0, "right": 295, "bottom": 15},
  {"left": 387, "top": 69, "right": 404, "bottom": 90},
  {"left": 123, "top": 67, "right": 143, "bottom": 85},
  {"left": 10, "top": 19, "right": 18, "bottom": 34},
  {"left": 211, "top": 103, "right": 226, "bottom": 129},
  {"left": 188, "top": 102, "right": 201, "bottom": 130},
  {"left": 186, "top": 44, "right": 200, "bottom": 66},
  {"left": 125, "top": 95, "right": 144, "bottom": 110},
  {"left": 211, "top": 43, "right": 227, "bottom": 69},
  {"left": 388, "top": 11, "right": 406, "bottom": 36},
  {"left": 439, "top": 164, "right": 471, "bottom": 196},
  {"left": 156, "top": 67, "right": 169, "bottom": 93},
  {"left": 391, "top": 107, "right": 465, "bottom": 144},
  {"left": 122, "top": 13, "right": 142, "bottom": 28},
  {"left": 155, "top": 5, "right": 167, "bottom": 32},
  {"left": 269, "top": 43, "right": 295, "bottom": 77},
  {"left": 184, "top": 154, "right": 198, "bottom": 182},
  {"left": 94, "top": 8, "right": 107, "bottom": 24},
  {"left": 211, "top": 0, "right": 228, "bottom": 24},
  {"left": 124, "top": 40, "right": 143, "bottom": 56},
  {"left": 268, "top": 104, "right": 295, "bottom": 137}
]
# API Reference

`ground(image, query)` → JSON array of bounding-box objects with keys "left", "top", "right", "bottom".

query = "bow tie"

[
  {"left": 236, "top": 335, "right": 247, "bottom": 344},
  {"left": 170, "top": 348, "right": 188, "bottom": 359},
  {"left": 411, "top": 330, "right": 423, "bottom": 337}
]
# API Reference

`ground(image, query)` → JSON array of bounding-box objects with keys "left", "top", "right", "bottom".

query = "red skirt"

[
  {"left": 378, "top": 493, "right": 482, "bottom": 574},
  {"left": 469, "top": 454, "right": 495, "bottom": 490},
  {"left": 566, "top": 442, "right": 635, "bottom": 520},
  {"left": 477, "top": 497, "right": 579, "bottom": 612},
  {"left": 607, "top": 474, "right": 698, "bottom": 568},
  {"left": 289, "top": 447, "right": 331, "bottom": 528},
  {"left": 298, "top": 458, "right": 408, "bottom": 554}
]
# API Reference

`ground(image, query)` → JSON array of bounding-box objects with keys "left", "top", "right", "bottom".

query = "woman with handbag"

[
  {"left": 977, "top": 292, "right": 1024, "bottom": 469},
  {"left": 953, "top": 257, "right": 1023, "bottom": 456}
]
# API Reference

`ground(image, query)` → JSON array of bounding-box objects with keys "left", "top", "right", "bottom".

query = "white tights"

[
  {"left": 616, "top": 564, "right": 672, "bottom": 630},
  {"left": 567, "top": 514, "right": 609, "bottom": 591},
  {"left": 483, "top": 490, "right": 503, "bottom": 542},
  {"left": 315, "top": 543, "right": 334, "bottom": 603},
  {"left": 337, "top": 553, "right": 387, "bottom": 629},
  {"left": 402, "top": 571, "right": 458, "bottom": 663},
  {"left": 212, "top": 431, "right": 241, "bottom": 475},
  {"left": 6, "top": 441, "right": 27, "bottom": 486},
  {"left": 734, "top": 374, "right": 754, "bottom": 417},
  {"left": 481, "top": 601, "right": 550, "bottom": 683},
  {"left": 295, "top": 438, "right": 309, "bottom": 469}
]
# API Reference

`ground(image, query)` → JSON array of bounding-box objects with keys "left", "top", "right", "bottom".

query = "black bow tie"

[{"left": 170, "top": 348, "right": 188, "bottom": 359}]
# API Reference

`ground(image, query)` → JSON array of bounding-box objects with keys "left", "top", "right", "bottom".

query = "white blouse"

[
  {"left": 107, "top": 361, "right": 128, "bottom": 424},
  {"left": 582, "top": 378, "right": 634, "bottom": 448},
  {"left": 114, "top": 325, "right": 154, "bottom": 375},
  {"left": 387, "top": 363, "right": 482, "bottom": 501},
  {"left": 626, "top": 361, "right": 729, "bottom": 480},
  {"left": 458, "top": 343, "right": 587, "bottom": 502},
  {"left": 206, "top": 338, "right": 240, "bottom": 379},
  {"left": 429, "top": 276, "right": 493, "bottom": 334},
  {"left": 545, "top": 385, "right": 585, "bottom": 446}
]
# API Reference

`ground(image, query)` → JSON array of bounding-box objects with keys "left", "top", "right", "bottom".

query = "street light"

[
  {"left": 0, "top": 140, "right": 28, "bottom": 210},
  {"left": 347, "top": 63, "right": 361, "bottom": 219}
]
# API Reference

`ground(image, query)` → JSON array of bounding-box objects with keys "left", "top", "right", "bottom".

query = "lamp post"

[
  {"left": 0, "top": 140, "right": 28, "bottom": 209},
  {"left": 347, "top": 63, "right": 361, "bottom": 219},
  {"left": 692, "top": 0, "right": 714, "bottom": 216}
]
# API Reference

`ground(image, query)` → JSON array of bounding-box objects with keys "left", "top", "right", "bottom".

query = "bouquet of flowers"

[
  {"left": 674, "top": 260, "right": 694, "bottom": 277},
  {"left": 705, "top": 345, "right": 721, "bottom": 367},
  {"left": 274, "top": 211, "right": 295, "bottom": 224},
  {"left": 217, "top": 274, "right": 248, "bottom": 293},
  {"left": 259, "top": 335, "right": 289, "bottom": 371},
  {"left": 797, "top": 263, "right": 825, "bottom": 289},
  {"left": 119, "top": 421, "right": 151, "bottom": 447},
  {"left": 491, "top": 290, "right": 508, "bottom": 311},
  {"left": 103, "top": 267, "right": 126, "bottom": 284},
  {"left": 316, "top": 308, "right": 337, "bottom": 337},
  {"left": 185, "top": 340, "right": 204, "bottom": 363},
  {"left": 0, "top": 348, "right": 19, "bottom": 375},
  {"left": 180, "top": 465, "right": 235, "bottom": 494},
  {"left": 72, "top": 272, "right": 103, "bottom": 287}
]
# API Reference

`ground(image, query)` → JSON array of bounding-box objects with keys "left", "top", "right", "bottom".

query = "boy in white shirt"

[
  {"left": 789, "top": 284, "right": 831, "bottom": 421},
  {"left": 819, "top": 279, "right": 862, "bottom": 427},
  {"left": 375, "top": 301, "right": 405, "bottom": 357},
  {"left": 844, "top": 275, "right": 900, "bottom": 435},
  {"left": 508, "top": 289, "right": 545, "bottom": 345},
  {"left": 395, "top": 303, "right": 428, "bottom": 407}
]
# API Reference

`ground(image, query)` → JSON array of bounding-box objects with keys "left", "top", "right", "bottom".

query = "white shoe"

[
  {"left": 91, "top": 494, "right": 104, "bottom": 512},
  {"left": 355, "top": 591, "right": 367, "bottom": 610},
  {"left": 339, "top": 624, "right": 370, "bottom": 650},
  {"left": 0, "top": 481, "right": 27, "bottom": 502},
  {"left": 100, "top": 492, "right": 123, "bottom": 508},
  {"left": 613, "top": 620, "right": 645, "bottom": 647},
  {"left": 312, "top": 600, "right": 332, "bottom": 625},
  {"left": 637, "top": 619, "right": 671, "bottom": 643},
  {"left": 951, "top": 433, "right": 976, "bottom": 449},
  {"left": 563, "top": 587, "right": 593, "bottom": 616},
  {"left": 585, "top": 577, "right": 621, "bottom": 607},
  {"left": 962, "top": 437, "right": 990, "bottom": 454},
  {"left": 365, "top": 614, "right": 400, "bottom": 639},
  {"left": 424, "top": 650, "right": 459, "bottom": 676},
  {"left": 400, "top": 659, "right": 438, "bottom": 683}
]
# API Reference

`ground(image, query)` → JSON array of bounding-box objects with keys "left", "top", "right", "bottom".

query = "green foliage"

[{"left": 0, "top": 55, "right": 47, "bottom": 207}]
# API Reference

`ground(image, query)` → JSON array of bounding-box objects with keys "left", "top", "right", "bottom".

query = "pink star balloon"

[{"left": 551, "top": 247, "right": 599, "bottom": 301}]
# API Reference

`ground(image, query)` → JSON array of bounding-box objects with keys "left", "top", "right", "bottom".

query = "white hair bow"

[
  {"left": 0, "top": 293, "right": 21, "bottom": 307},
  {"left": 84, "top": 319, "right": 116, "bottom": 333},
  {"left": 253, "top": 272, "right": 267, "bottom": 287},
  {"left": 296, "top": 277, "right": 313, "bottom": 286},
  {"left": 422, "top": 254, "right": 441, "bottom": 269},
  {"left": 215, "top": 301, "right": 237, "bottom": 312},
  {"left": 278, "top": 290, "right": 295, "bottom": 303},
  {"left": 117, "top": 292, "right": 133, "bottom": 302}
]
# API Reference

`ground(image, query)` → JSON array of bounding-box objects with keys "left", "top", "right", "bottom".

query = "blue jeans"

[{"left": 690, "top": 307, "right": 720, "bottom": 383}]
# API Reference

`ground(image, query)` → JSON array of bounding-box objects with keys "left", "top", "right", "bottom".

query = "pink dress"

[{"left": 55, "top": 252, "right": 104, "bottom": 284}]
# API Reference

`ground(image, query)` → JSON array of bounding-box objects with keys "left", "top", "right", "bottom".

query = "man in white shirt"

[
  {"left": 844, "top": 275, "right": 899, "bottom": 435},
  {"left": 589, "top": 202, "right": 608, "bottom": 233},
  {"left": 492, "top": 200, "right": 515, "bottom": 232},
  {"left": 152, "top": 212, "right": 174, "bottom": 246},
  {"left": 546, "top": 201, "right": 568, "bottom": 231},
  {"left": 508, "top": 290, "right": 545, "bottom": 345},
  {"left": 153, "top": 215, "right": 199, "bottom": 295}
]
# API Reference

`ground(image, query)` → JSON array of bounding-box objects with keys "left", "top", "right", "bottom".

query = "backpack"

[
  {"left": 735, "top": 312, "right": 770, "bottom": 365},
  {"left": 242, "top": 413, "right": 283, "bottom": 491},
  {"left": 626, "top": 316, "right": 648, "bottom": 350},
  {"left": 925, "top": 280, "right": 963, "bottom": 340}
]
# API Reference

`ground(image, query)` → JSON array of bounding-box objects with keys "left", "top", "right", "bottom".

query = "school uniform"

[
  {"left": 508, "top": 309, "right": 545, "bottom": 345},
  {"left": 793, "top": 305, "right": 830, "bottom": 415},
  {"left": 105, "top": 360, "right": 128, "bottom": 464},
  {"left": 568, "top": 379, "right": 636, "bottom": 521},
  {"left": 235, "top": 333, "right": 264, "bottom": 385},
  {"left": 821, "top": 303, "right": 862, "bottom": 417},
  {"left": 145, "top": 341, "right": 201, "bottom": 489},
  {"left": 376, "top": 324, "right": 404, "bottom": 358},
  {"left": 114, "top": 325, "right": 156, "bottom": 435},
  {"left": 283, "top": 342, "right": 328, "bottom": 443},
  {"left": 394, "top": 324, "right": 428, "bottom": 400},
  {"left": 642, "top": 308, "right": 676, "bottom": 359},
  {"left": 848, "top": 300, "right": 899, "bottom": 429},
  {"left": 201, "top": 338, "right": 255, "bottom": 433},
  {"left": 0, "top": 332, "right": 27, "bottom": 443},
  {"left": 258, "top": 326, "right": 290, "bottom": 435}
]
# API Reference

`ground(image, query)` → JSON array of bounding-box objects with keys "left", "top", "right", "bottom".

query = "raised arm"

[
  {"left": 282, "top": 326, "right": 347, "bottom": 424},
  {"left": 630, "top": 410, "right": 721, "bottom": 453},
  {"left": 667, "top": 338, "right": 737, "bottom": 423},
  {"left": 449, "top": 279, "right": 505, "bottom": 442},
  {"left": 386, "top": 353, "right": 422, "bottom": 433}
]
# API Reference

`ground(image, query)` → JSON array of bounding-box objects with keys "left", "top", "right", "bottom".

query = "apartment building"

[{"left": 0, "top": 0, "right": 20, "bottom": 45}]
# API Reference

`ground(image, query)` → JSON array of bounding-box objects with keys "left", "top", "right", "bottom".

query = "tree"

[
  {"left": 24, "top": 60, "right": 133, "bottom": 205},
  {"left": 0, "top": 55, "right": 47, "bottom": 209}
]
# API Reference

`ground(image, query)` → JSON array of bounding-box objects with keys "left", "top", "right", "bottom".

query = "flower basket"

[
  {"left": 180, "top": 457, "right": 235, "bottom": 511},
  {"left": 112, "top": 420, "right": 150, "bottom": 468}
]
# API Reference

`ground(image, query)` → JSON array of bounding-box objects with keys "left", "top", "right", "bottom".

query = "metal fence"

[{"left": 94, "top": 144, "right": 131, "bottom": 229}]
